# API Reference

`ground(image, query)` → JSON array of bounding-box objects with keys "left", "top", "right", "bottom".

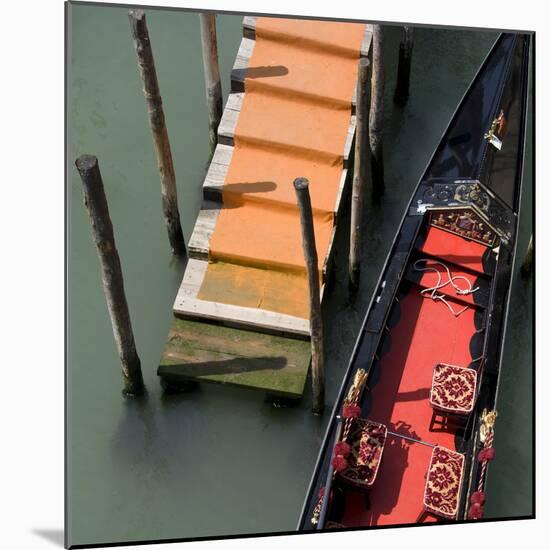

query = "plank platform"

[
  {"left": 159, "top": 318, "right": 311, "bottom": 398},
  {"left": 242, "top": 16, "right": 373, "bottom": 58},
  {"left": 217, "top": 91, "right": 356, "bottom": 169},
  {"left": 175, "top": 18, "right": 372, "bottom": 336},
  {"left": 159, "top": 17, "right": 372, "bottom": 395},
  {"left": 174, "top": 258, "right": 310, "bottom": 338},
  {"left": 237, "top": 21, "right": 373, "bottom": 112}
]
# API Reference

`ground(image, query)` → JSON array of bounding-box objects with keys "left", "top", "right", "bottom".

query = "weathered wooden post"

[
  {"left": 394, "top": 26, "right": 414, "bottom": 106},
  {"left": 294, "top": 177, "right": 325, "bottom": 415},
  {"left": 369, "top": 24, "right": 385, "bottom": 199},
  {"left": 128, "top": 9, "right": 186, "bottom": 256},
  {"left": 349, "top": 58, "right": 370, "bottom": 293},
  {"left": 520, "top": 235, "right": 533, "bottom": 277},
  {"left": 199, "top": 13, "right": 223, "bottom": 153},
  {"left": 75, "top": 155, "right": 146, "bottom": 397}
]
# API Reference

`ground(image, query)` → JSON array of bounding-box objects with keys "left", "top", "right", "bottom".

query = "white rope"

[{"left": 413, "top": 259, "right": 479, "bottom": 317}]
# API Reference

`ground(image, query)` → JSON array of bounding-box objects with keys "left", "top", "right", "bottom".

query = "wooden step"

[
  {"left": 203, "top": 141, "right": 349, "bottom": 217},
  {"left": 158, "top": 318, "right": 311, "bottom": 398},
  {"left": 218, "top": 91, "right": 356, "bottom": 168},
  {"left": 238, "top": 20, "right": 373, "bottom": 114},
  {"left": 242, "top": 17, "right": 373, "bottom": 59},
  {"left": 173, "top": 258, "right": 310, "bottom": 338}
]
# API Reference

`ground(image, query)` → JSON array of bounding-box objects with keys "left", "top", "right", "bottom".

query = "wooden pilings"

[
  {"left": 199, "top": 13, "right": 223, "bottom": 153},
  {"left": 369, "top": 24, "right": 385, "bottom": 199},
  {"left": 394, "top": 26, "right": 414, "bottom": 105},
  {"left": 521, "top": 235, "right": 533, "bottom": 277},
  {"left": 128, "top": 9, "right": 186, "bottom": 256},
  {"left": 75, "top": 155, "right": 145, "bottom": 397},
  {"left": 349, "top": 58, "right": 370, "bottom": 292},
  {"left": 294, "top": 177, "right": 325, "bottom": 415}
]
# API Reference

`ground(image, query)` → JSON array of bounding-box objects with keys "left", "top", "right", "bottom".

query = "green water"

[{"left": 67, "top": 4, "right": 533, "bottom": 546}]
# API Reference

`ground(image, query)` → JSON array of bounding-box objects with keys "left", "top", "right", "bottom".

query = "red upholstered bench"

[
  {"left": 421, "top": 446, "right": 465, "bottom": 520},
  {"left": 430, "top": 363, "right": 478, "bottom": 415},
  {"left": 338, "top": 419, "right": 388, "bottom": 488}
]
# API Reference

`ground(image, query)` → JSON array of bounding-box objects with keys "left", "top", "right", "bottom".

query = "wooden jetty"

[{"left": 159, "top": 17, "right": 373, "bottom": 399}]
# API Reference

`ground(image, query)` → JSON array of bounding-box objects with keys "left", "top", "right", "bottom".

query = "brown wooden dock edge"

[
  {"left": 158, "top": 318, "right": 312, "bottom": 399},
  {"left": 174, "top": 18, "right": 373, "bottom": 338}
]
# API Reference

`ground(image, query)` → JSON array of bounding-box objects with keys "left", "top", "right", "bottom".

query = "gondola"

[{"left": 298, "top": 32, "right": 531, "bottom": 530}]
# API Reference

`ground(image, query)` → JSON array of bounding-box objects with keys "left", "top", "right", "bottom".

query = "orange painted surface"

[{"left": 198, "top": 18, "right": 366, "bottom": 319}]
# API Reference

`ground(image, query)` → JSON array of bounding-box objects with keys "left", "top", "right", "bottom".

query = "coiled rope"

[{"left": 413, "top": 259, "right": 479, "bottom": 317}]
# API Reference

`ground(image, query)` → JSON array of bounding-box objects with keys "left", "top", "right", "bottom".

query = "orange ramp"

[{"left": 197, "top": 17, "right": 367, "bottom": 321}]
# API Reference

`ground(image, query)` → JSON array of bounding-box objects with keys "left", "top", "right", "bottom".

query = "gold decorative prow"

[
  {"left": 479, "top": 408, "right": 498, "bottom": 443},
  {"left": 484, "top": 110, "right": 506, "bottom": 150}
]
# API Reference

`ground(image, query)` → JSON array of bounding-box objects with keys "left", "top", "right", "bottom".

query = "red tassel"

[
  {"left": 332, "top": 455, "right": 348, "bottom": 472},
  {"left": 334, "top": 441, "right": 351, "bottom": 457},
  {"left": 484, "top": 447, "right": 496, "bottom": 461},
  {"left": 478, "top": 447, "right": 496, "bottom": 463},
  {"left": 470, "top": 491, "right": 486, "bottom": 505},
  {"left": 318, "top": 486, "right": 333, "bottom": 504},
  {"left": 467, "top": 502, "right": 484, "bottom": 520},
  {"left": 342, "top": 403, "right": 361, "bottom": 418}
]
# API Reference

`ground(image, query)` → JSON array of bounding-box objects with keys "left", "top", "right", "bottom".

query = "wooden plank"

[
  {"left": 242, "top": 18, "right": 373, "bottom": 58},
  {"left": 361, "top": 26, "right": 374, "bottom": 58},
  {"left": 217, "top": 102, "right": 240, "bottom": 147},
  {"left": 158, "top": 317, "right": 311, "bottom": 397},
  {"left": 321, "top": 167, "right": 353, "bottom": 301},
  {"left": 217, "top": 92, "right": 356, "bottom": 167},
  {"left": 238, "top": 22, "right": 373, "bottom": 105},
  {"left": 334, "top": 169, "right": 349, "bottom": 222},
  {"left": 187, "top": 201, "right": 220, "bottom": 261},
  {"left": 204, "top": 150, "right": 350, "bottom": 222},
  {"left": 243, "top": 16, "right": 257, "bottom": 38},
  {"left": 188, "top": 192, "right": 343, "bottom": 277},
  {"left": 230, "top": 37, "right": 255, "bottom": 93},
  {"left": 175, "top": 18, "right": 366, "bottom": 337},
  {"left": 173, "top": 260, "right": 311, "bottom": 338}
]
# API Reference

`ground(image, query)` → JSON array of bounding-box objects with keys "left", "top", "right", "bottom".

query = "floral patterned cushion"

[
  {"left": 423, "top": 446, "right": 465, "bottom": 520},
  {"left": 338, "top": 419, "right": 387, "bottom": 488},
  {"left": 430, "top": 363, "right": 477, "bottom": 414}
]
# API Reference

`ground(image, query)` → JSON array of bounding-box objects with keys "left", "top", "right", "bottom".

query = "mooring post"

[
  {"left": 199, "top": 13, "right": 223, "bottom": 153},
  {"left": 394, "top": 26, "right": 414, "bottom": 105},
  {"left": 370, "top": 24, "right": 385, "bottom": 199},
  {"left": 520, "top": 235, "right": 533, "bottom": 277},
  {"left": 75, "top": 155, "right": 146, "bottom": 397},
  {"left": 349, "top": 58, "right": 370, "bottom": 293},
  {"left": 128, "top": 9, "right": 186, "bottom": 256},
  {"left": 294, "top": 177, "right": 325, "bottom": 415}
]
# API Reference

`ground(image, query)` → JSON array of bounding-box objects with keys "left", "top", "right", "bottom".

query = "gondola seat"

[
  {"left": 429, "top": 363, "right": 477, "bottom": 415},
  {"left": 338, "top": 419, "right": 388, "bottom": 488},
  {"left": 421, "top": 446, "right": 465, "bottom": 520}
]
